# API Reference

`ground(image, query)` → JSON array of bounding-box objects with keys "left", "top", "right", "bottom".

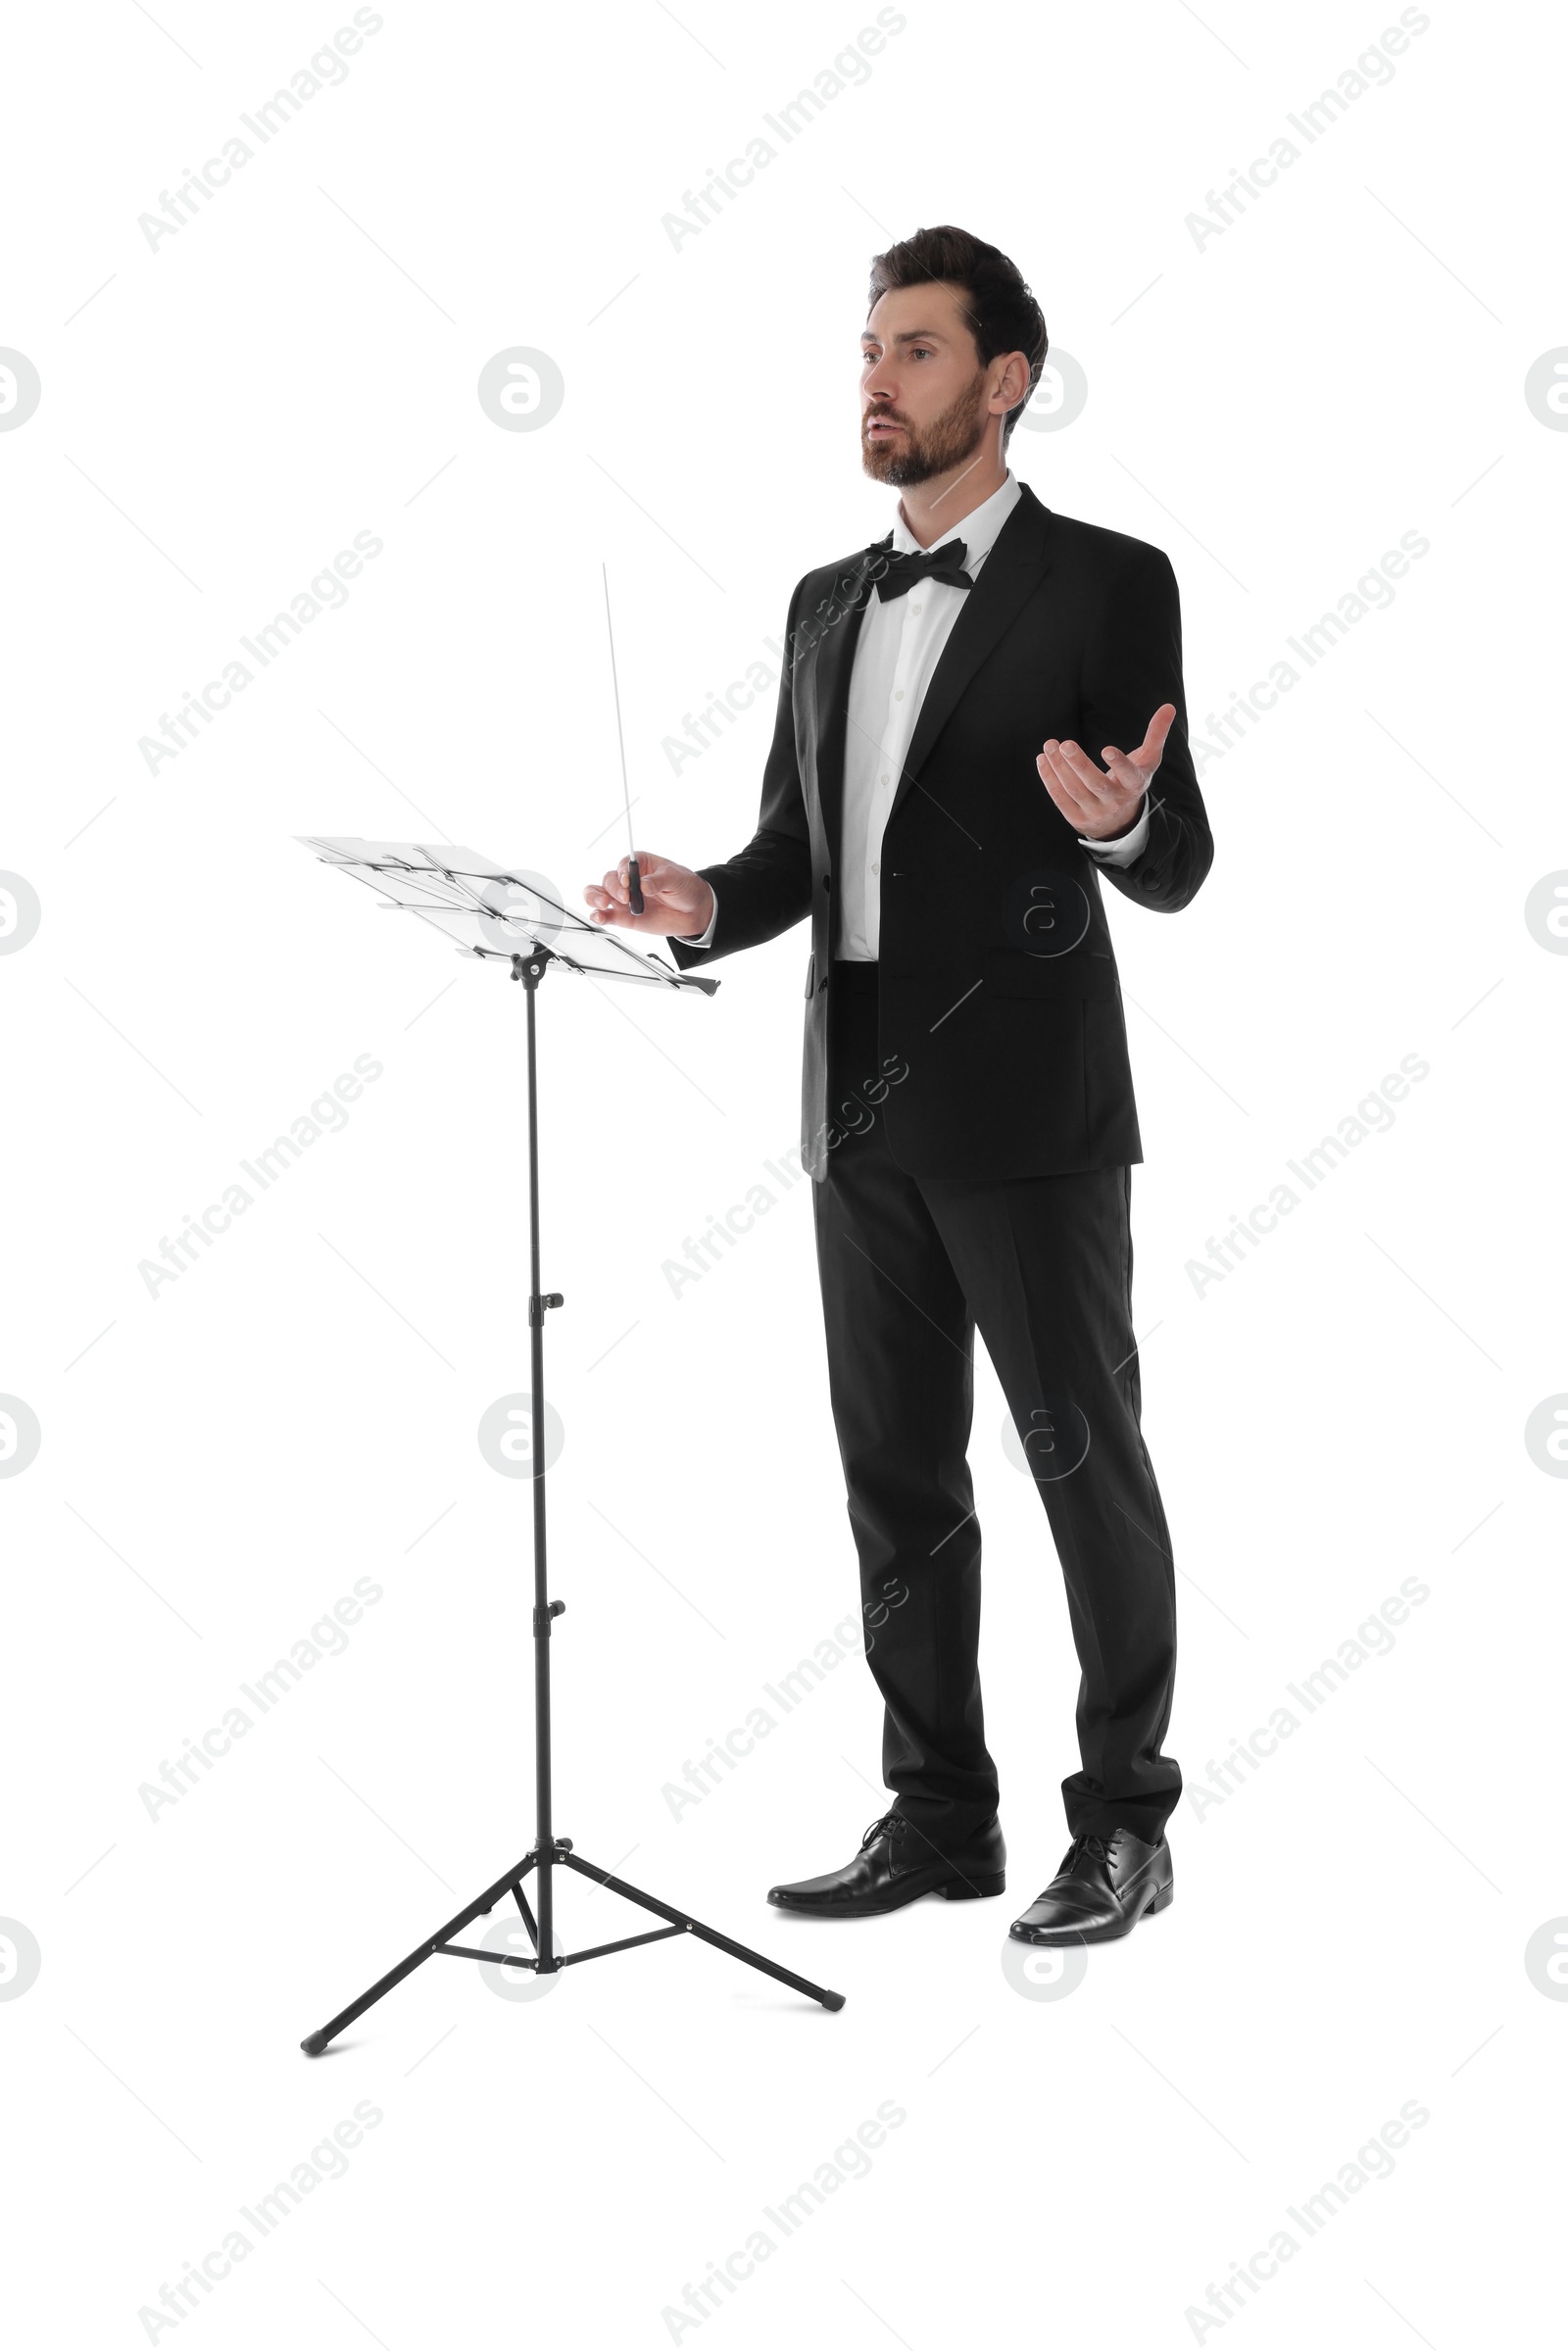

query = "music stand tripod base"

[
  {"left": 301, "top": 1839, "right": 844, "bottom": 2053},
  {"left": 299, "top": 942, "right": 844, "bottom": 2050}
]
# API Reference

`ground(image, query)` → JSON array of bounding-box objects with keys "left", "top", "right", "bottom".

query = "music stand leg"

[
  {"left": 300, "top": 1854, "right": 536, "bottom": 2055},
  {"left": 561, "top": 1850, "right": 845, "bottom": 2009}
]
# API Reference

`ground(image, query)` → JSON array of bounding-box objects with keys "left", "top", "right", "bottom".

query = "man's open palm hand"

[{"left": 1037, "top": 703, "right": 1175, "bottom": 841}]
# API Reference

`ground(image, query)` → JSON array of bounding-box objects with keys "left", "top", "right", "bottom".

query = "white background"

[{"left": 4, "top": 1, "right": 1565, "bottom": 2343}]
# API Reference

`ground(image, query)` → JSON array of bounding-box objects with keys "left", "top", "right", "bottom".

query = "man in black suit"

[{"left": 586, "top": 224, "right": 1212, "bottom": 1948}]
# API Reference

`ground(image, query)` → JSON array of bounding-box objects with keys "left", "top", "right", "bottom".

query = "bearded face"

[{"left": 860, "top": 363, "right": 993, "bottom": 487}]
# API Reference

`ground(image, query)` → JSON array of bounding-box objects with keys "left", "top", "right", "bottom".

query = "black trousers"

[{"left": 812, "top": 959, "right": 1181, "bottom": 1849}]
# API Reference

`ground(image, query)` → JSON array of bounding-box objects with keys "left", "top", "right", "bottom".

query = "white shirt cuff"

[
  {"left": 1078, "top": 796, "right": 1150, "bottom": 867},
  {"left": 675, "top": 889, "right": 717, "bottom": 950}
]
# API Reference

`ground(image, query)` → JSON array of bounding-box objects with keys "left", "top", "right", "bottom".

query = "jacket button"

[{"left": 821, "top": 874, "right": 832, "bottom": 893}]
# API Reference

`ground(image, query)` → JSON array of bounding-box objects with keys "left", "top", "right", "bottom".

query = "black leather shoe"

[
  {"left": 768, "top": 1811, "right": 1005, "bottom": 1918},
  {"left": 1008, "top": 1829, "right": 1172, "bottom": 1945}
]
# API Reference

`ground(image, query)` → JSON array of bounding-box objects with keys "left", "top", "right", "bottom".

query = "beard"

[{"left": 861, "top": 367, "right": 992, "bottom": 486}]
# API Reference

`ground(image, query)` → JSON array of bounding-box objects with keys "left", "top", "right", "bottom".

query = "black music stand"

[{"left": 292, "top": 840, "right": 844, "bottom": 2050}]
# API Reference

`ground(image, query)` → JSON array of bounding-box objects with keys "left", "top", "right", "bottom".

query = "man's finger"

[
  {"left": 1041, "top": 738, "right": 1114, "bottom": 813},
  {"left": 1102, "top": 747, "right": 1148, "bottom": 796},
  {"left": 1056, "top": 738, "right": 1118, "bottom": 806},
  {"left": 1137, "top": 703, "right": 1176, "bottom": 765},
  {"left": 1036, "top": 751, "right": 1097, "bottom": 827},
  {"left": 1037, "top": 741, "right": 1096, "bottom": 799},
  {"left": 621, "top": 851, "right": 680, "bottom": 895}
]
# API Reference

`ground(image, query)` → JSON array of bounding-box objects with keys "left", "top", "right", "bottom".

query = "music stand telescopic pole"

[{"left": 301, "top": 944, "right": 844, "bottom": 2053}]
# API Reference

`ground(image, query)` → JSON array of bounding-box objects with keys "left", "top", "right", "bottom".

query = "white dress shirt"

[{"left": 680, "top": 469, "right": 1150, "bottom": 955}]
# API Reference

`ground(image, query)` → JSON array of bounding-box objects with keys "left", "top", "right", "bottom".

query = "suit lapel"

[{"left": 887, "top": 484, "right": 1054, "bottom": 828}]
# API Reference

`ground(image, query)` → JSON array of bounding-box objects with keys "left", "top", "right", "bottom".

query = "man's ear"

[{"left": 992, "top": 349, "right": 1030, "bottom": 411}]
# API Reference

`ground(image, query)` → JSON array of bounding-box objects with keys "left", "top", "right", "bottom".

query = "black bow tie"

[{"left": 871, "top": 540, "right": 973, "bottom": 601}]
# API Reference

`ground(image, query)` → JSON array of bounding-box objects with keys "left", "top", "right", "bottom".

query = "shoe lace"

[
  {"left": 860, "top": 1811, "right": 910, "bottom": 1849},
  {"left": 1063, "top": 1831, "right": 1119, "bottom": 1872}
]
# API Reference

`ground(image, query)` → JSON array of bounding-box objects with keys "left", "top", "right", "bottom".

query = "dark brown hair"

[{"left": 867, "top": 223, "right": 1048, "bottom": 442}]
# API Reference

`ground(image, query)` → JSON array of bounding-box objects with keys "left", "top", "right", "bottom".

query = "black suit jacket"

[{"left": 667, "top": 480, "right": 1213, "bottom": 1180}]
